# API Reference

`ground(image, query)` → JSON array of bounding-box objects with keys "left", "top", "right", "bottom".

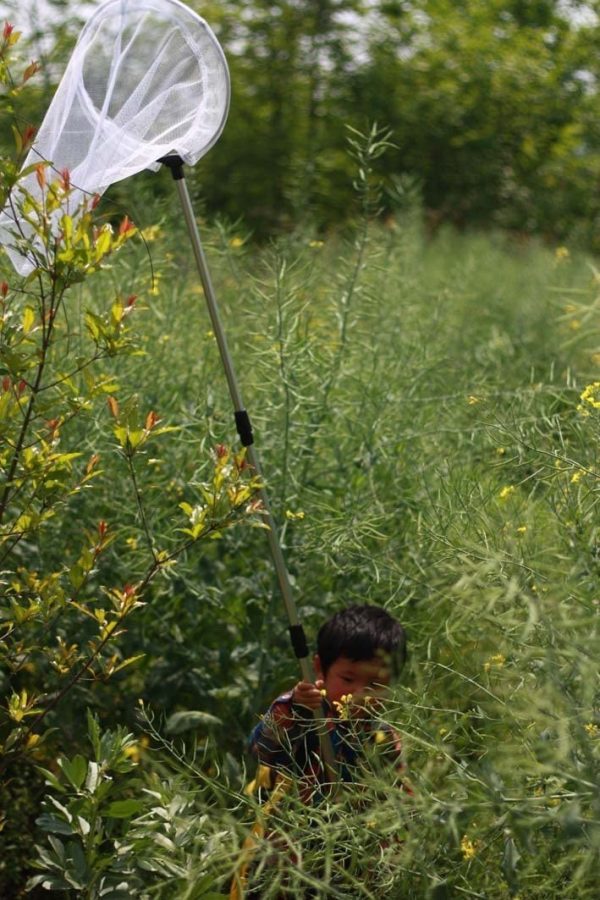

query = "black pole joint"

[
  {"left": 235, "top": 409, "right": 254, "bottom": 447},
  {"left": 160, "top": 154, "right": 185, "bottom": 181},
  {"left": 289, "top": 624, "right": 309, "bottom": 659}
]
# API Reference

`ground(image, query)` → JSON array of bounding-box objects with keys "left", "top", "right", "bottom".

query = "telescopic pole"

[{"left": 161, "top": 155, "right": 337, "bottom": 783}]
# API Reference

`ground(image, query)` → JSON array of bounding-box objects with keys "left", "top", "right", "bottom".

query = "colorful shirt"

[{"left": 249, "top": 691, "right": 404, "bottom": 802}]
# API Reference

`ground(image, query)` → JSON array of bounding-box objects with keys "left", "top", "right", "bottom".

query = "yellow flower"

[
  {"left": 496, "top": 447, "right": 506, "bottom": 456},
  {"left": 229, "top": 236, "right": 244, "bottom": 248},
  {"left": 555, "top": 246, "right": 570, "bottom": 262},
  {"left": 498, "top": 485, "right": 515, "bottom": 501},
  {"left": 123, "top": 735, "right": 150, "bottom": 763},
  {"left": 484, "top": 653, "right": 506, "bottom": 672},
  {"left": 140, "top": 224, "right": 161, "bottom": 242},
  {"left": 577, "top": 382, "right": 600, "bottom": 416},
  {"left": 125, "top": 536, "right": 138, "bottom": 550},
  {"left": 460, "top": 835, "right": 478, "bottom": 860},
  {"left": 309, "top": 240, "right": 324, "bottom": 249},
  {"left": 467, "top": 395, "right": 480, "bottom": 405},
  {"left": 516, "top": 525, "right": 527, "bottom": 534},
  {"left": 149, "top": 273, "right": 162, "bottom": 296},
  {"left": 285, "top": 509, "right": 305, "bottom": 520},
  {"left": 584, "top": 723, "right": 599, "bottom": 738},
  {"left": 569, "top": 319, "right": 581, "bottom": 331},
  {"left": 570, "top": 470, "right": 583, "bottom": 484}
]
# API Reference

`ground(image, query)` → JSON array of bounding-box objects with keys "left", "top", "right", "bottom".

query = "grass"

[{"left": 10, "top": 205, "right": 600, "bottom": 896}]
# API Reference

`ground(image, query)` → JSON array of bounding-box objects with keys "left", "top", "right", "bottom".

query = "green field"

[{"left": 2, "top": 160, "right": 600, "bottom": 896}]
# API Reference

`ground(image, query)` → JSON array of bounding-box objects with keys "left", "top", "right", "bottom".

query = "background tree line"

[{"left": 5, "top": 0, "right": 600, "bottom": 245}]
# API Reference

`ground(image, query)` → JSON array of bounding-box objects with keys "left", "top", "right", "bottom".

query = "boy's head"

[{"left": 314, "top": 604, "right": 406, "bottom": 708}]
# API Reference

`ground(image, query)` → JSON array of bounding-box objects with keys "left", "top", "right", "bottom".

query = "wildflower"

[
  {"left": 484, "top": 653, "right": 506, "bottom": 672},
  {"left": 3, "top": 22, "right": 14, "bottom": 40},
  {"left": 229, "top": 236, "right": 244, "bottom": 248},
  {"left": 577, "top": 382, "right": 600, "bottom": 416},
  {"left": 467, "top": 395, "right": 480, "bottom": 405},
  {"left": 140, "top": 224, "right": 161, "bottom": 242},
  {"left": 123, "top": 735, "right": 150, "bottom": 763},
  {"left": 496, "top": 447, "right": 506, "bottom": 456},
  {"left": 333, "top": 693, "right": 353, "bottom": 720},
  {"left": 285, "top": 509, "right": 305, "bottom": 520},
  {"left": 555, "top": 246, "right": 570, "bottom": 262},
  {"left": 570, "top": 470, "right": 583, "bottom": 484},
  {"left": 309, "top": 240, "right": 324, "bottom": 249},
  {"left": 584, "top": 723, "right": 599, "bottom": 738},
  {"left": 498, "top": 485, "right": 515, "bottom": 501},
  {"left": 569, "top": 319, "right": 581, "bottom": 331},
  {"left": 205, "top": 330, "right": 215, "bottom": 339},
  {"left": 516, "top": 525, "right": 527, "bottom": 534},
  {"left": 149, "top": 273, "right": 162, "bottom": 296},
  {"left": 460, "top": 835, "right": 478, "bottom": 860},
  {"left": 125, "top": 536, "right": 138, "bottom": 550}
]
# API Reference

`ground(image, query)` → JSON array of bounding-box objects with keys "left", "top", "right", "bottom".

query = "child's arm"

[{"left": 250, "top": 680, "right": 325, "bottom": 769}]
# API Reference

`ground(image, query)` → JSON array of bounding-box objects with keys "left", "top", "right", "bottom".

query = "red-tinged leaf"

[
  {"left": 215, "top": 443, "right": 228, "bottom": 459},
  {"left": 98, "top": 520, "right": 107, "bottom": 537},
  {"left": 1, "top": 281, "right": 8, "bottom": 297},
  {"left": 91, "top": 194, "right": 101, "bottom": 210},
  {"left": 119, "top": 216, "right": 134, "bottom": 236},
  {"left": 86, "top": 453, "right": 100, "bottom": 474},
  {"left": 126, "top": 294, "right": 137, "bottom": 308},
  {"left": 3, "top": 22, "right": 14, "bottom": 40},
  {"left": 22, "top": 60, "right": 40, "bottom": 83},
  {"left": 17, "top": 379, "right": 26, "bottom": 395},
  {"left": 22, "top": 124, "right": 35, "bottom": 147},
  {"left": 107, "top": 396, "right": 119, "bottom": 418},
  {"left": 35, "top": 164, "right": 46, "bottom": 191},
  {"left": 145, "top": 410, "right": 160, "bottom": 430},
  {"left": 60, "top": 169, "right": 71, "bottom": 192},
  {"left": 2, "top": 376, "right": 10, "bottom": 392}
]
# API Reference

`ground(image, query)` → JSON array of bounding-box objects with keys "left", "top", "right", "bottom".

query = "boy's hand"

[{"left": 291, "top": 680, "right": 326, "bottom": 710}]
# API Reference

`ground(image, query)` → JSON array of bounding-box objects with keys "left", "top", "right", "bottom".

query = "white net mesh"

[{"left": 0, "top": 0, "right": 230, "bottom": 274}]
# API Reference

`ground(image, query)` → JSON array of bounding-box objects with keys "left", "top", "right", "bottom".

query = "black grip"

[
  {"left": 289, "top": 624, "right": 309, "bottom": 659},
  {"left": 160, "top": 154, "right": 185, "bottom": 180},
  {"left": 235, "top": 409, "right": 254, "bottom": 447}
]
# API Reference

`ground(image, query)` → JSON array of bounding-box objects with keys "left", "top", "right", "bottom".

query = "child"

[{"left": 249, "top": 604, "right": 407, "bottom": 801}]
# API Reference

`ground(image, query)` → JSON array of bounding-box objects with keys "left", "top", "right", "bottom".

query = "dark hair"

[{"left": 317, "top": 604, "right": 407, "bottom": 676}]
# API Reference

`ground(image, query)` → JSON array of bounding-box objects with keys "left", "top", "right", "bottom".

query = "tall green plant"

[{"left": 0, "top": 27, "right": 263, "bottom": 894}]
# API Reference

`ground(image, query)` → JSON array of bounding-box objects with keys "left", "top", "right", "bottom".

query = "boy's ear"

[{"left": 313, "top": 654, "right": 323, "bottom": 679}]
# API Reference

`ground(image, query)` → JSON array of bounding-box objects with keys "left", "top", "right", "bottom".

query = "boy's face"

[{"left": 314, "top": 654, "right": 391, "bottom": 715}]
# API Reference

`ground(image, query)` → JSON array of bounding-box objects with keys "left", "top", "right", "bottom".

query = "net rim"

[{"left": 75, "top": 0, "right": 231, "bottom": 166}]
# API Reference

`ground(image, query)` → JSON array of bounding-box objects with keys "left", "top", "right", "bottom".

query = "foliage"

[
  {"left": 2, "top": 9, "right": 600, "bottom": 898},
  {"left": 0, "top": 28, "right": 262, "bottom": 897}
]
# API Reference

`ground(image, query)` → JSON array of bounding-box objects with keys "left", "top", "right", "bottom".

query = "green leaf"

[
  {"left": 58, "top": 754, "right": 87, "bottom": 790},
  {"left": 36, "top": 813, "right": 74, "bottom": 836},
  {"left": 22, "top": 306, "right": 35, "bottom": 334},
  {"left": 165, "top": 710, "right": 222, "bottom": 734},
  {"left": 104, "top": 798, "right": 144, "bottom": 818}
]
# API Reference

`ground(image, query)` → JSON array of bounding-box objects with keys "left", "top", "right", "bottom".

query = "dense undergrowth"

[{"left": 1, "top": 37, "right": 599, "bottom": 897}]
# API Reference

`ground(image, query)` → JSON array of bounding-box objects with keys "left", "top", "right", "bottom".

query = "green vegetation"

[{"left": 1, "top": 6, "right": 600, "bottom": 898}]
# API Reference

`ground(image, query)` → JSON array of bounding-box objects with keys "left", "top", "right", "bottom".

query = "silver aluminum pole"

[{"left": 161, "top": 156, "right": 337, "bottom": 782}]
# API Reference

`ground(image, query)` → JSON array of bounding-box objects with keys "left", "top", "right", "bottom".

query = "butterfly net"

[{"left": 0, "top": 0, "right": 230, "bottom": 273}]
